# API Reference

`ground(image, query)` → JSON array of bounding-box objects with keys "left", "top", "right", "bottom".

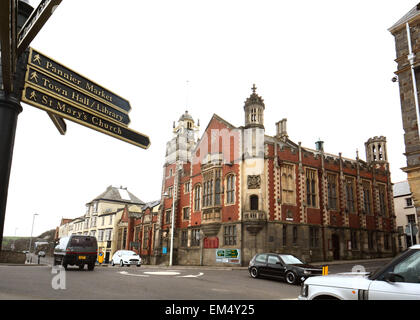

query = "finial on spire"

[{"left": 252, "top": 84, "right": 257, "bottom": 94}]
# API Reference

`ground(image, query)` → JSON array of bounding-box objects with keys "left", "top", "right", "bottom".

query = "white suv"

[{"left": 299, "top": 245, "right": 420, "bottom": 300}]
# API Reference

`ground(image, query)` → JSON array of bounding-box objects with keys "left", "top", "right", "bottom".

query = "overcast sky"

[{"left": 3, "top": 0, "right": 415, "bottom": 237}]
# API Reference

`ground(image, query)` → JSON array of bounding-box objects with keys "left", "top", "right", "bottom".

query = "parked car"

[
  {"left": 111, "top": 250, "right": 142, "bottom": 267},
  {"left": 37, "top": 251, "right": 46, "bottom": 257},
  {"left": 53, "top": 235, "right": 98, "bottom": 271},
  {"left": 248, "top": 253, "right": 323, "bottom": 285},
  {"left": 299, "top": 245, "right": 420, "bottom": 300}
]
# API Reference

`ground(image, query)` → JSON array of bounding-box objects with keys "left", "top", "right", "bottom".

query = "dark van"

[{"left": 54, "top": 235, "right": 98, "bottom": 271}]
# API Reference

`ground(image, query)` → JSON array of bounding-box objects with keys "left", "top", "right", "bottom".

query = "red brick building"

[{"left": 153, "top": 85, "right": 397, "bottom": 266}]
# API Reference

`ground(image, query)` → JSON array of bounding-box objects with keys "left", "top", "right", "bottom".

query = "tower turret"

[
  {"left": 244, "top": 84, "right": 265, "bottom": 129},
  {"left": 365, "top": 136, "right": 388, "bottom": 164}
]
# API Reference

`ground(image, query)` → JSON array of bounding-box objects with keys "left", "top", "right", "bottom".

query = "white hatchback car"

[
  {"left": 299, "top": 245, "right": 420, "bottom": 300},
  {"left": 111, "top": 250, "right": 142, "bottom": 267}
]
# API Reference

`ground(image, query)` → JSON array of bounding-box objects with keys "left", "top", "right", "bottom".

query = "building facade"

[
  {"left": 393, "top": 180, "right": 419, "bottom": 250},
  {"left": 389, "top": 4, "right": 420, "bottom": 231},
  {"left": 55, "top": 185, "right": 145, "bottom": 263},
  {"left": 153, "top": 85, "right": 398, "bottom": 266}
]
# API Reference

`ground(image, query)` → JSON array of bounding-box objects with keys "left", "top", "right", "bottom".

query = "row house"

[
  {"left": 55, "top": 185, "right": 145, "bottom": 263},
  {"left": 153, "top": 85, "right": 398, "bottom": 266}
]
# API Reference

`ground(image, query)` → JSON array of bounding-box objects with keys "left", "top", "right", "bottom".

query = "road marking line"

[
  {"left": 176, "top": 272, "right": 204, "bottom": 278},
  {"left": 119, "top": 271, "right": 149, "bottom": 277}
]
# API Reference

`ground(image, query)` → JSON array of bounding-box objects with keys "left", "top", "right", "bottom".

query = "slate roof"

[
  {"left": 389, "top": 3, "right": 420, "bottom": 33},
  {"left": 393, "top": 181, "right": 411, "bottom": 197},
  {"left": 142, "top": 200, "right": 161, "bottom": 210},
  {"left": 88, "top": 185, "right": 144, "bottom": 205}
]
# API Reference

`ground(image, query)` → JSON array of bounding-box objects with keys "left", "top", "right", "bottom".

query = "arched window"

[{"left": 250, "top": 195, "right": 259, "bottom": 211}]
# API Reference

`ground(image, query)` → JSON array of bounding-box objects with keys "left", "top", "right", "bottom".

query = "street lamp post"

[
  {"left": 163, "top": 161, "right": 179, "bottom": 266},
  {"left": 28, "top": 213, "right": 38, "bottom": 263}
]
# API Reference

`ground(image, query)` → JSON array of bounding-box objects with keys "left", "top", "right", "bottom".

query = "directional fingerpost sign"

[
  {"left": 0, "top": 1, "right": 151, "bottom": 249},
  {"left": 22, "top": 86, "right": 150, "bottom": 149},
  {"left": 21, "top": 48, "right": 150, "bottom": 148}
]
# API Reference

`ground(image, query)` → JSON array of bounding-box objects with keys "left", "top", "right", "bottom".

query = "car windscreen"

[
  {"left": 122, "top": 251, "right": 137, "bottom": 255},
  {"left": 369, "top": 248, "right": 416, "bottom": 280},
  {"left": 70, "top": 236, "right": 97, "bottom": 248},
  {"left": 280, "top": 254, "right": 304, "bottom": 265}
]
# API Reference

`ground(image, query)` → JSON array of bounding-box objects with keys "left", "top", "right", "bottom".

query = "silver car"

[{"left": 299, "top": 245, "right": 420, "bottom": 300}]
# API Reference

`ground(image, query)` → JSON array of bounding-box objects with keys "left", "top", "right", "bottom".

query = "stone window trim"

[
  {"left": 309, "top": 226, "right": 320, "bottom": 248},
  {"left": 305, "top": 168, "right": 318, "bottom": 209},
  {"left": 225, "top": 173, "right": 236, "bottom": 206},
  {"left": 165, "top": 209, "right": 172, "bottom": 225},
  {"left": 182, "top": 206, "right": 190, "bottom": 221},
  {"left": 345, "top": 176, "right": 357, "bottom": 214},
  {"left": 223, "top": 224, "right": 237, "bottom": 246},
  {"left": 362, "top": 180, "right": 373, "bottom": 215},
  {"left": 184, "top": 182, "right": 191, "bottom": 194},
  {"left": 193, "top": 183, "right": 202, "bottom": 212},
  {"left": 326, "top": 172, "right": 339, "bottom": 211},
  {"left": 377, "top": 183, "right": 388, "bottom": 217},
  {"left": 281, "top": 163, "right": 296, "bottom": 205},
  {"left": 191, "top": 228, "right": 201, "bottom": 247},
  {"left": 181, "top": 230, "right": 188, "bottom": 247},
  {"left": 202, "top": 168, "right": 222, "bottom": 209}
]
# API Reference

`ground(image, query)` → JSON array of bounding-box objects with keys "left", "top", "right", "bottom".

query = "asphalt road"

[{"left": 0, "top": 259, "right": 391, "bottom": 300}]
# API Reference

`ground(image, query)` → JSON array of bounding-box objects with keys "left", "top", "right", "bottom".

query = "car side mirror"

[{"left": 385, "top": 272, "right": 405, "bottom": 283}]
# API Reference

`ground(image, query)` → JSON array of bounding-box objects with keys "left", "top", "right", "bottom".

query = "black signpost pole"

[
  {"left": 0, "top": 1, "right": 33, "bottom": 250},
  {"left": 0, "top": 95, "right": 21, "bottom": 250}
]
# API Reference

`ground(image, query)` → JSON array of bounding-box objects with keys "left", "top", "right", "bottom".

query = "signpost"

[
  {"left": 24, "top": 65, "right": 131, "bottom": 126},
  {"left": 27, "top": 48, "right": 132, "bottom": 112},
  {"left": 0, "top": 0, "right": 17, "bottom": 93},
  {"left": 0, "top": 1, "right": 150, "bottom": 251},
  {"left": 22, "top": 87, "right": 150, "bottom": 149},
  {"left": 17, "top": 0, "right": 62, "bottom": 56}
]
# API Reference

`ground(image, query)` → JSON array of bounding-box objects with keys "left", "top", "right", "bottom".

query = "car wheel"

[
  {"left": 285, "top": 271, "right": 297, "bottom": 285},
  {"left": 136, "top": 264, "right": 141, "bottom": 267},
  {"left": 88, "top": 263, "right": 95, "bottom": 271},
  {"left": 250, "top": 267, "right": 259, "bottom": 278},
  {"left": 79, "top": 265, "right": 84, "bottom": 270},
  {"left": 120, "top": 260, "right": 124, "bottom": 267},
  {"left": 111, "top": 260, "right": 115, "bottom": 266}
]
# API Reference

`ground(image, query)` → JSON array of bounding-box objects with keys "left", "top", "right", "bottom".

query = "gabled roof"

[
  {"left": 88, "top": 185, "right": 144, "bottom": 205},
  {"left": 389, "top": 3, "right": 420, "bottom": 33},
  {"left": 193, "top": 113, "right": 238, "bottom": 154},
  {"left": 142, "top": 200, "right": 161, "bottom": 210}
]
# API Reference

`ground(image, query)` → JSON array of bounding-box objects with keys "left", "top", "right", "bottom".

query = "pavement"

[{"left": 0, "top": 257, "right": 391, "bottom": 270}]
